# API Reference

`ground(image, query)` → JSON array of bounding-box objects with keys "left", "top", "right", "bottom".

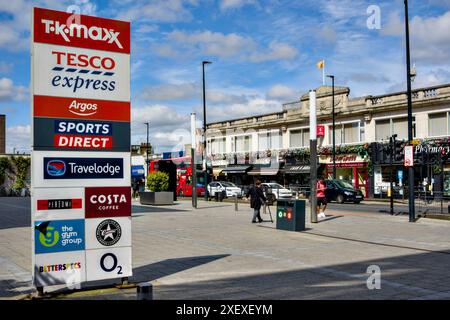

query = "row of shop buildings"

[{"left": 205, "top": 83, "right": 450, "bottom": 198}]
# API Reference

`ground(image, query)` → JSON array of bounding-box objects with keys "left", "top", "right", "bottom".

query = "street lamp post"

[
  {"left": 326, "top": 75, "right": 336, "bottom": 180},
  {"left": 404, "top": 0, "right": 416, "bottom": 222},
  {"left": 202, "top": 61, "right": 212, "bottom": 201},
  {"left": 145, "top": 122, "right": 150, "bottom": 182}
]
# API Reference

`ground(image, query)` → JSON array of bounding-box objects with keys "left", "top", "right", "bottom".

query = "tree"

[{"left": 147, "top": 172, "right": 169, "bottom": 192}]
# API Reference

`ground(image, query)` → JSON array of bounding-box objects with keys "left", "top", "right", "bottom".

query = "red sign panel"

[
  {"left": 34, "top": 96, "right": 130, "bottom": 121},
  {"left": 317, "top": 125, "right": 325, "bottom": 137},
  {"left": 85, "top": 186, "right": 131, "bottom": 218},
  {"left": 404, "top": 145, "right": 414, "bottom": 167},
  {"left": 33, "top": 7, "right": 130, "bottom": 54},
  {"left": 54, "top": 134, "right": 113, "bottom": 149},
  {"left": 37, "top": 198, "right": 82, "bottom": 210}
]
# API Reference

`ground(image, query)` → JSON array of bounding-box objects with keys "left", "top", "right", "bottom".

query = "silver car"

[{"left": 208, "top": 181, "right": 243, "bottom": 198}]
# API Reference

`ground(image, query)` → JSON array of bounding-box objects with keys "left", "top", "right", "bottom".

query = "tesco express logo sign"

[{"left": 51, "top": 50, "right": 116, "bottom": 94}]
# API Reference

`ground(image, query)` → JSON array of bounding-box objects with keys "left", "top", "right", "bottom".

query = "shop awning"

[
  {"left": 221, "top": 165, "right": 252, "bottom": 174},
  {"left": 213, "top": 167, "right": 225, "bottom": 176},
  {"left": 282, "top": 165, "right": 311, "bottom": 174},
  {"left": 248, "top": 167, "right": 279, "bottom": 176}
]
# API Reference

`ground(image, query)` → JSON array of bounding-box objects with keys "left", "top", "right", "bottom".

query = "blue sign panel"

[
  {"left": 397, "top": 170, "right": 403, "bottom": 181},
  {"left": 35, "top": 219, "right": 85, "bottom": 254},
  {"left": 54, "top": 119, "right": 113, "bottom": 136},
  {"left": 44, "top": 157, "right": 124, "bottom": 179},
  {"left": 162, "top": 151, "right": 184, "bottom": 159},
  {"left": 131, "top": 165, "right": 145, "bottom": 178}
]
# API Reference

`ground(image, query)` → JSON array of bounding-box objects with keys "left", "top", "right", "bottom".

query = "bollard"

[
  {"left": 137, "top": 282, "right": 153, "bottom": 300},
  {"left": 235, "top": 194, "right": 238, "bottom": 211}
]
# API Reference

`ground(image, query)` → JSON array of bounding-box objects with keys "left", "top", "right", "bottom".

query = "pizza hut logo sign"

[
  {"left": 85, "top": 187, "right": 131, "bottom": 218},
  {"left": 41, "top": 19, "right": 123, "bottom": 49}
]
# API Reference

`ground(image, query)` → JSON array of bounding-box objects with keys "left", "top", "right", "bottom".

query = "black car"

[{"left": 325, "top": 180, "right": 364, "bottom": 204}]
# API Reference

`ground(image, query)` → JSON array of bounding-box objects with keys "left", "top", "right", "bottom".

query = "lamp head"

[{"left": 203, "top": 61, "right": 212, "bottom": 65}]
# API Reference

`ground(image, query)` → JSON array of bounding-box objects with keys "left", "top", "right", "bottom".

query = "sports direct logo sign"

[{"left": 85, "top": 187, "right": 131, "bottom": 218}]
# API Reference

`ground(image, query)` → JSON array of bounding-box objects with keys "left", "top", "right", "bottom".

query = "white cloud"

[
  {"left": 119, "top": 0, "right": 198, "bottom": 23},
  {"left": 266, "top": 84, "right": 298, "bottom": 101},
  {"left": 0, "top": 61, "right": 13, "bottom": 74},
  {"left": 138, "top": 83, "right": 198, "bottom": 101},
  {"left": 6, "top": 125, "right": 31, "bottom": 154},
  {"left": 220, "top": 0, "right": 257, "bottom": 11},
  {"left": 0, "top": 78, "right": 28, "bottom": 102},
  {"left": 248, "top": 41, "right": 298, "bottom": 62},
  {"left": 159, "top": 30, "right": 297, "bottom": 62}
]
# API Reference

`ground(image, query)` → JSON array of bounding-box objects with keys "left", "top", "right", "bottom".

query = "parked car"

[
  {"left": 208, "top": 181, "right": 243, "bottom": 198},
  {"left": 325, "top": 179, "right": 364, "bottom": 204},
  {"left": 261, "top": 183, "right": 293, "bottom": 200}
]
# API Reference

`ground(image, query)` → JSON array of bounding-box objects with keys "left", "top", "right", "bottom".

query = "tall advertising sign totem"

[{"left": 31, "top": 7, "right": 132, "bottom": 290}]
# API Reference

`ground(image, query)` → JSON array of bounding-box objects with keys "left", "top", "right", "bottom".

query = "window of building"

[
  {"left": 328, "top": 121, "right": 364, "bottom": 144},
  {"left": 258, "top": 130, "right": 282, "bottom": 150},
  {"left": 233, "top": 135, "right": 252, "bottom": 152},
  {"left": 208, "top": 137, "right": 226, "bottom": 155},
  {"left": 429, "top": 112, "right": 448, "bottom": 137},
  {"left": 290, "top": 128, "right": 309, "bottom": 148},
  {"left": 375, "top": 117, "right": 415, "bottom": 141}
]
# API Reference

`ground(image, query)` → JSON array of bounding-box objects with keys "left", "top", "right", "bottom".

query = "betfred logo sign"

[
  {"left": 34, "top": 96, "right": 130, "bottom": 121},
  {"left": 44, "top": 157, "right": 124, "bottom": 179},
  {"left": 33, "top": 7, "right": 130, "bottom": 54},
  {"left": 85, "top": 187, "right": 131, "bottom": 218}
]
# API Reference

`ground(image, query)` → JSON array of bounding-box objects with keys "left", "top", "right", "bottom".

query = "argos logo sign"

[{"left": 85, "top": 187, "right": 131, "bottom": 218}]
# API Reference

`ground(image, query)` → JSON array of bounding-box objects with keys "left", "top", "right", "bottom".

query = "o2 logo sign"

[{"left": 100, "top": 253, "right": 123, "bottom": 275}]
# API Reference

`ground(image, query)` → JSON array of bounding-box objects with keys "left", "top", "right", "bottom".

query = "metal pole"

[
  {"left": 310, "top": 90, "right": 318, "bottom": 223},
  {"left": 390, "top": 136, "right": 394, "bottom": 215},
  {"left": 331, "top": 76, "right": 336, "bottom": 180},
  {"left": 202, "top": 61, "right": 211, "bottom": 202},
  {"left": 145, "top": 122, "right": 149, "bottom": 183},
  {"left": 191, "top": 113, "right": 197, "bottom": 208},
  {"left": 404, "top": 0, "right": 416, "bottom": 222}
]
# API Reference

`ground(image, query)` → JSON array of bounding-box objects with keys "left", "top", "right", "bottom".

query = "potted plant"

[{"left": 139, "top": 171, "right": 174, "bottom": 205}]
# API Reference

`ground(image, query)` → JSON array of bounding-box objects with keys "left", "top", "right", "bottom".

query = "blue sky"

[{"left": 1, "top": 0, "right": 450, "bottom": 153}]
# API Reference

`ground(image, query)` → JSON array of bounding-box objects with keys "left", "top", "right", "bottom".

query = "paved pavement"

[{"left": 1, "top": 197, "right": 450, "bottom": 299}]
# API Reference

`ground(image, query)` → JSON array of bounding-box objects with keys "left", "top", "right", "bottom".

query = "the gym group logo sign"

[
  {"left": 34, "top": 219, "right": 85, "bottom": 254},
  {"left": 33, "top": 7, "right": 130, "bottom": 54},
  {"left": 85, "top": 186, "right": 131, "bottom": 218},
  {"left": 44, "top": 157, "right": 123, "bottom": 179}
]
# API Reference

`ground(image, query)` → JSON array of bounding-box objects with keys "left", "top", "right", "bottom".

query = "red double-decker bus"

[{"left": 149, "top": 156, "right": 205, "bottom": 197}]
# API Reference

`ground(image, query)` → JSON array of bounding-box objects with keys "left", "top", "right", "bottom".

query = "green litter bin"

[{"left": 276, "top": 199, "right": 306, "bottom": 232}]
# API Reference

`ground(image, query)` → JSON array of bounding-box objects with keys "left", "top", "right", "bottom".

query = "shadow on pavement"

[
  {"left": 0, "top": 197, "right": 31, "bottom": 230},
  {"left": 132, "top": 204, "right": 188, "bottom": 215},
  {"left": 148, "top": 250, "right": 450, "bottom": 300},
  {"left": 0, "top": 279, "right": 34, "bottom": 298},
  {"left": 131, "top": 254, "right": 230, "bottom": 283}
]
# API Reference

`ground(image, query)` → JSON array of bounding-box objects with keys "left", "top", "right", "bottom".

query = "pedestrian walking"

[
  {"left": 317, "top": 177, "right": 327, "bottom": 219},
  {"left": 245, "top": 180, "right": 267, "bottom": 223},
  {"left": 132, "top": 178, "right": 139, "bottom": 199}
]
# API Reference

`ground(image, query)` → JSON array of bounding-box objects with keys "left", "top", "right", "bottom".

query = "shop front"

[{"left": 319, "top": 154, "right": 369, "bottom": 197}]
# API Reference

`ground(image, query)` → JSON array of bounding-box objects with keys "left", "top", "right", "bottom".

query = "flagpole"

[{"left": 322, "top": 65, "right": 325, "bottom": 86}]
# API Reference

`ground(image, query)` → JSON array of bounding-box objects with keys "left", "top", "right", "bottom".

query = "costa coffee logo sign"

[
  {"left": 85, "top": 187, "right": 131, "bottom": 218},
  {"left": 34, "top": 7, "right": 130, "bottom": 54}
]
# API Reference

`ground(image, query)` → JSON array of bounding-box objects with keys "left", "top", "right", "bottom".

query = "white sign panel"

[
  {"left": 33, "top": 187, "right": 84, "bottom": 220},
  {"left": 34, "top": 251, "right": 86, "bottom": 287},
  {"left": 85, "top": 247, "right": 132, "bottom": 282},
  {"left": 85, "top": 217, "right": 132, "bottom": 250},
  {"left": 32, "top": 150, "right": 131, "bottom": 188},
  {"left": 404, "top": 145, "right": 414, "bottom": 167},
  {"left": 33, "top": 43, "right": 130, "bottom": 102}
]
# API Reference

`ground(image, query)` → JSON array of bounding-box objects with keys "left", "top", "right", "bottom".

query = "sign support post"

[{"left": 309, "top": 90, "right": 318, "bottom": 223}]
